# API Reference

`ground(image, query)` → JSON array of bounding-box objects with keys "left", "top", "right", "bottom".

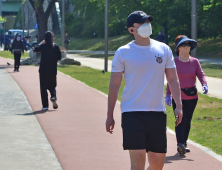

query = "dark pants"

[
  {"left": 39, "top": 74, "right": 57, "bottom": 108},
  {"left": 172, "top": 98, "right": 198, "bottom": 145},
  {"left": 65, "top": 41, "right": 69, "bottom": 50},
  {"left": 14, "top": 53, "right": 21, "bottom": 70}
]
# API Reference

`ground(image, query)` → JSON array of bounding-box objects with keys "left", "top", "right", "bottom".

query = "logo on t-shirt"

[{"left": 155, "top": 55, "right": 163, "bottom": 64}]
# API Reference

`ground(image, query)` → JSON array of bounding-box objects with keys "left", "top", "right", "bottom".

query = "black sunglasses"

[{"left": 181, "top": 43, "right": 191, "bottom": 47}]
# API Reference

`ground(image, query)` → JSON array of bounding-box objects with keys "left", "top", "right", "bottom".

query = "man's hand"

[
  {"left": 106, "top": 117, "right": 115, "bottom": 134},
  {"left": 174, "top": 107, "right": 183, "bottom": 126}
]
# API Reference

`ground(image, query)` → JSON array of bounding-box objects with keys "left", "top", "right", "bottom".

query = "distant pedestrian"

[
  {"left": 23, "top": 36, "right": 32, "bottom": 51},
  {"left": 166, "top": 35, "right": 208, "bottom": 155},
  {"left": 156, "top": 32, "right": 165, "bottom": 42},
  {"left": 11, "top": 34, "right": 24, "bottom": 72},
  {"left": 65, "top": 33, "right": 70, "bottom": 50},
  {"left": 34, "top": 31, "right": 61, "bottom": 111},
  {"left": 106, "top": 11, "right": 183, "bottom": 170}
]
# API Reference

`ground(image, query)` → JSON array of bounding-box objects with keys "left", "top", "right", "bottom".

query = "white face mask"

[
  {"left": 17, "top": 37, "right": 21, "bottom": 41},
  {"left": 137, "top": 22, "right": 152, "bottom": 38}
]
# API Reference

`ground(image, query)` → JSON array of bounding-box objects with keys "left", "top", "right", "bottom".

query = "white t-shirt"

[{"left": 111, "top": 39, "right": 176, "bottom": 113}]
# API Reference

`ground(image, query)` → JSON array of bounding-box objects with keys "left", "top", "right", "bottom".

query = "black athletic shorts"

[{"left": 121, "top": 111, "right": 167, "bottom": 153}]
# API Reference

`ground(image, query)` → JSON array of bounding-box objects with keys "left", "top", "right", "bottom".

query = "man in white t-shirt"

[{"left": 106, "top": 11, "right": 183, "bottom": 170}]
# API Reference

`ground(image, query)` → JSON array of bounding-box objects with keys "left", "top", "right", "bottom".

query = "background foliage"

[{"left": 66, "top": 0, "right": 222, "bottom": 42}]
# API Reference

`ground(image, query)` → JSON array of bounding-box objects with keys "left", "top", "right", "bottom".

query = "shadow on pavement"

[
  {"left": 17, "top": 110, "right": 56, "bottom": 116},
  {"left": 0, "top": 65, "right": 14, "bottom": 69},
  {"left": 165, "top": 153, "right": 194, "bottom": 163}
]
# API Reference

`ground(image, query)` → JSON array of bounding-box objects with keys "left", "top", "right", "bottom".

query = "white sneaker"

[{"left": 42, "top": 107, "right": 48, "bottom": 111}]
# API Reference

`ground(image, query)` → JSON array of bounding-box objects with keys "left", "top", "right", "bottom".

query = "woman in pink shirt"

[{"left": 166, "top": 35, "right": 208, "bottom": 155}]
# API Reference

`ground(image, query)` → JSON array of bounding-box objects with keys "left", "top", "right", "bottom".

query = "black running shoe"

[
  {"left": 51, "top": 97, "right": 58, "bottom": 109},
  {"left": 177, "top": 143, "right": 186, "bottom": 155}
]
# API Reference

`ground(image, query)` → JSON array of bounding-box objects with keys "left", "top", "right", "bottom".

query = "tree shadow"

[
  {"left": 165, "top": 153, "right": 194, "bottom": 163},
  {"left": 17, "top": 110, "right": 56, "bottom": 116}
]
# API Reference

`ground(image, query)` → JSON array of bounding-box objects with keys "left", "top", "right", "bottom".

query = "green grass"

[
  {"left": 169, "top": 37, "right": 222, "bottom": 59},
  {"left": 166, "top": 94, "right": 222, "bottom": 155},
  {"left": 57, "top": 65, "right": 125, "bottom": 101},
  {"left": 54, "top": 34, "right": 134, "bottom": 51},
  {"left": 1, "top": 49, "right": 222, "bottom": 79},
  {"left": 58, "top": 65, "right": 222, "bottom": 155},
  {"left": 0, "top": 51, "right": 29, "bottom": 60},
  {"left": 70, "top": 54, "right": 222, "bottom": 79},
  {"left": 71, "top": 54, "right": 222, "bottom": 78},
  {"left": 55, "top": 34, "right": 222, "bottom": 59},
  {"left": 200, "top": 63, "right": 222, "bottom": 78}
]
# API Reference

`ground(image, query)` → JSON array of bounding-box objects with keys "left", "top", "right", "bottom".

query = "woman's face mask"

[
  {"left": 16, "top": 37, "right": 21, "bottom": 41},
  {"left": 136, "top": 22, "right": 152, "bottom": 38}
]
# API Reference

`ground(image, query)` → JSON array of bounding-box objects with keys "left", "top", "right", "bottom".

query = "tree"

[
  {"left": 0, "top": 16, "right": 6, "bottom": 23},
  {"left": 198, "top": 0, "right": 222, "bottom": 38},
  {"left": 28, "top": 0, "right": 57, "bottom": 42}
]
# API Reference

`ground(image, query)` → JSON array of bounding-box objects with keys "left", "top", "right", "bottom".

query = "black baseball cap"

[{"left": 127, "top": 11, "right": 154, "bottom": 28}]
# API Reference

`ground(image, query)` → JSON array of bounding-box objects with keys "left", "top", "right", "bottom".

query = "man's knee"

[
  {"left": 147, "top": 152, "right": 165, "bottom": 170},
  {"left": 129, "top": 150, "right": 146, "bottom": 170}
]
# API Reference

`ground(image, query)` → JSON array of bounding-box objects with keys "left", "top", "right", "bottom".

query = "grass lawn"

[
  {"left": 54, "top": 34, "right": 134, "bottom": 51},
  {"left": 0, "top": 51, "right": 29, "bottom": 60},
  {"left": 169, "top": 37, "right": 222, "bottom": 59},
  {"left": 1, "top": 50, "right": 221, "bottom": 79},
  {"left": 55, "top": 34, "right": 222, "bottom": 59},
  {"left": 166, "top": 95, "right": 222, "bottom": 155},
  {"left": 200, "top": 63, "right": 222, "bottom": 79},
  {"left": 58, "top": 65, "right": 222, "bottom": 156},
  {"left": 71, "top": 53, "right": 222, "bottom": 79}
]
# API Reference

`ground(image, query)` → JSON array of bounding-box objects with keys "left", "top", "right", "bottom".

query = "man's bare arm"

[
  {"left": 165, "top": 68, "right": 183, "bottom": 125},
  {"left": 106, "top": 72, "right": 123, "bottom": 134}
]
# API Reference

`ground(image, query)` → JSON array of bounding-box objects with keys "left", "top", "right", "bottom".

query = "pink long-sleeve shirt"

[{"left": 166, "top": 56, "right": 207, "bottom": 100}]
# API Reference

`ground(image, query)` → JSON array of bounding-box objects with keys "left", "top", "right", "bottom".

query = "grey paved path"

[
  {"left": 0, "top": 65, "right": 62, "bottom": 170},
  {"left": 68, "top": 50, "right": 115, "bottom": 54},
  {"left": 68, "top": 54, "right": 222, "bottom": 99},
  {"left": 198, "top": 57, "right": 222, "bottom": 65}
]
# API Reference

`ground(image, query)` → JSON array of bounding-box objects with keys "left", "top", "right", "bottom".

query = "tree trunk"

[
  {"left": 29, "top": 0, "right": 57, "bottom": 43},
  {"left": 36, "top": 6, "right": 47, "bottom": 43}
]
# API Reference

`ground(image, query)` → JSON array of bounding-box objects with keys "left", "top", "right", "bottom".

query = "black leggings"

[
  {"left": 172, "top": 98, "right": 198, "bottom": 145},
  {"left": 39, "top": 74, "right": 57, "bottom": 108},
  {"left": 14, "top": 53, "right": 21, "bottom": 70}
]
